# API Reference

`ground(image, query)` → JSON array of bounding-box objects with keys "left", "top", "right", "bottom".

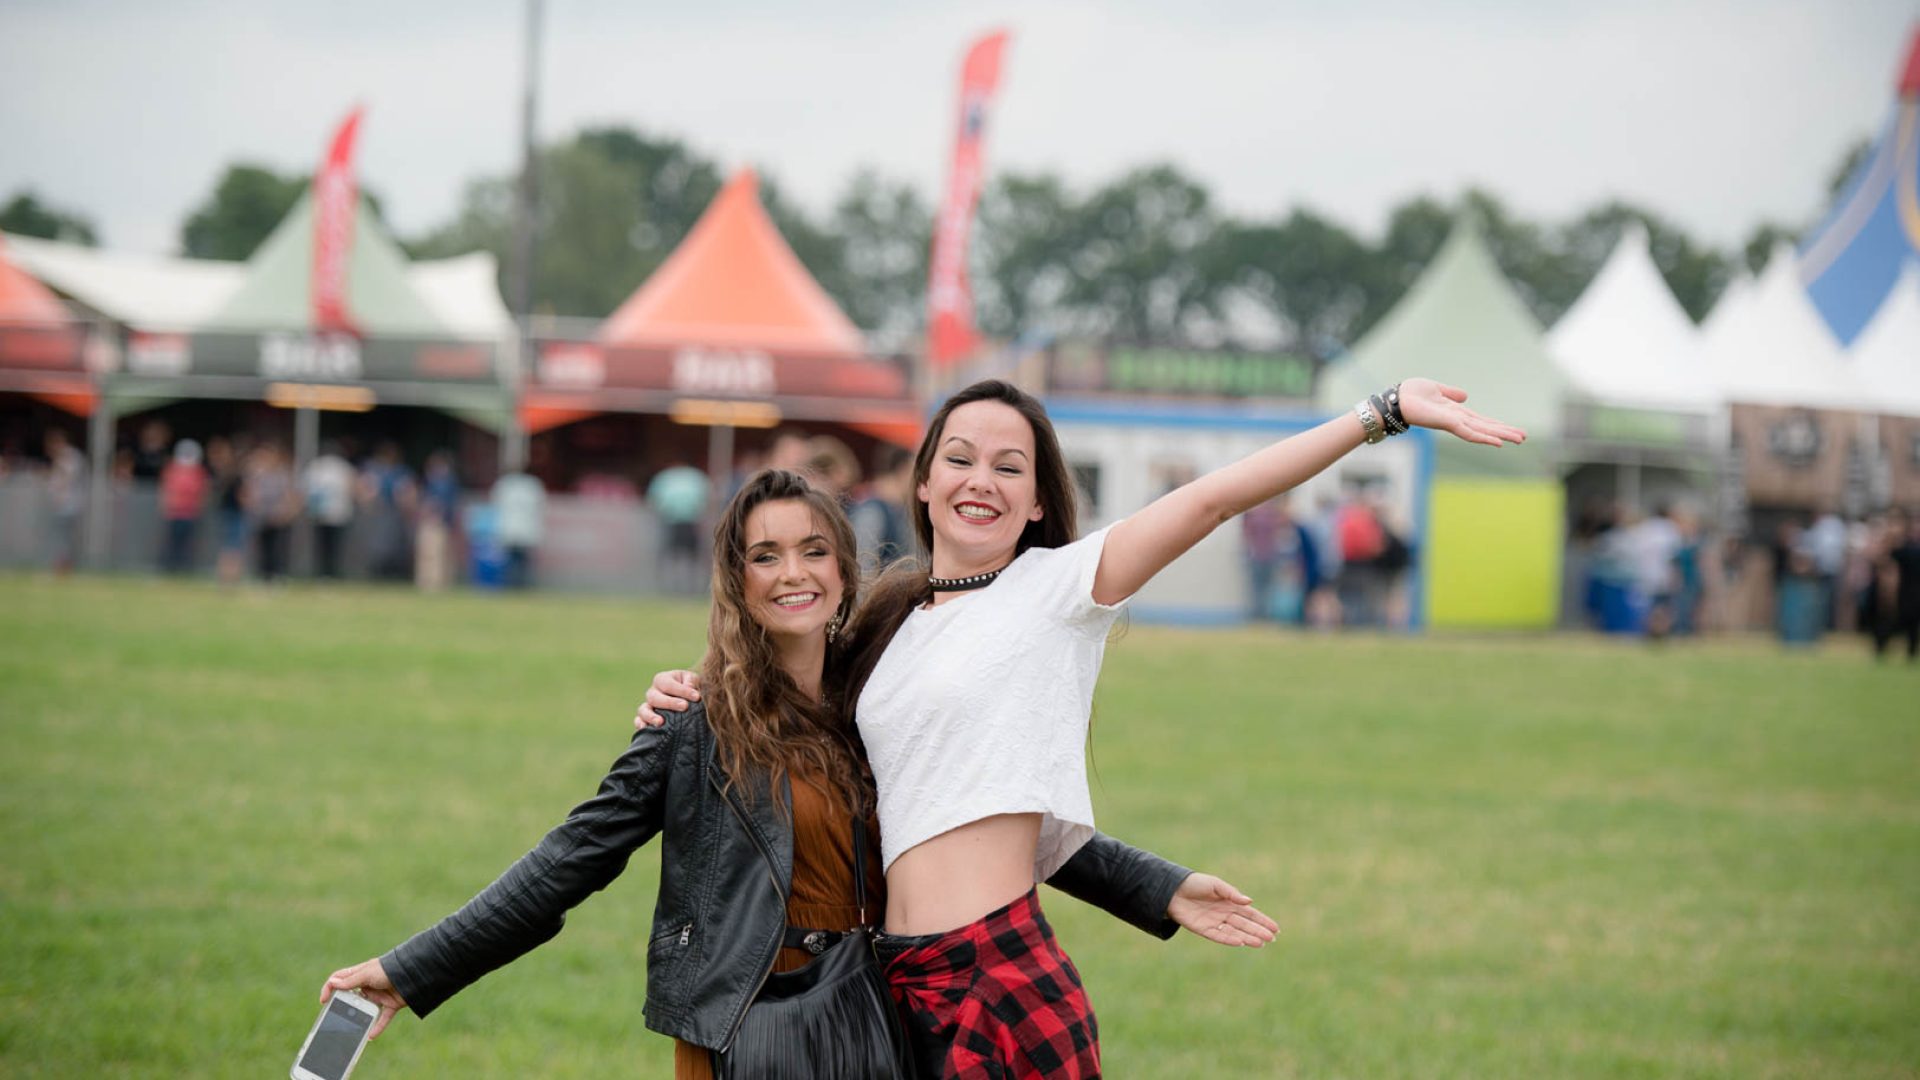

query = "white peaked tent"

[
  {"left": 1850, "top": 261, "right": 1920, "bottom": 417},
  {"left": 1700, "top": 272, "right": 1753, "bottom": 341},
  {"left": 1701, "top": 244, "right": 1861, "bottom": 410},
  {"left": 1547, "top": 225, "right": 1718, "bottom": 413}
]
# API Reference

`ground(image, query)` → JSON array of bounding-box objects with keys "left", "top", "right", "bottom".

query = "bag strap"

[{"left": 851, "top": 812, "right": 871, "bottom": 927}]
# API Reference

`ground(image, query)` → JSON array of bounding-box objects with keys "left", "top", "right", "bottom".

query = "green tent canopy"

[
  {"left": 1318, "top": 219, "right": 1565, "bottom": 473},
  {"left": 205, "top": 192, "right": 448, "bottom": 337}
]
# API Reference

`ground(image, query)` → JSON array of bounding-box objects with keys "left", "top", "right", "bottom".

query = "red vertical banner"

[
  {"left": 926, "top": 30, "right": 1010, "bottom": 368},
  {"left": 312, "top": 106, "right": 365, "bottom": 337}
]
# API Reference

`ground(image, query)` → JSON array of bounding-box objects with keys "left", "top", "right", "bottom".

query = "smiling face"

[
  {"left": 917, "top": 400, "right": 1047, "bottom": 574},
  {"left": 742, "top": 498, "right": 846, "bottom": 646}
]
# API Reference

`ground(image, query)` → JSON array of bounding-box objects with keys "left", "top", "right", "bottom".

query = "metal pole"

[
  {"left": 84, "top": 388, "right": 114, "bottom": 569},
  {"left": 503, "top": 0, "right": 543, "bottom": 475},
  {"left": 292, "top": 405, "right": 319, "bottom": 576},
  {"left": 708, "top": 421, "right": 735, "bottom": 500}
]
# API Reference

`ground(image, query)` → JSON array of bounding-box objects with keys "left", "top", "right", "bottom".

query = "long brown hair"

[
  {"left": 840, "top": 380, "right": 1079, "bottom": 707},
  {"left": 703, "top": 469, "right": 871, "bottom": 817}
]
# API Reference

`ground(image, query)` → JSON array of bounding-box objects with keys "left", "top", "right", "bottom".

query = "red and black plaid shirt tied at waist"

[{"left": 878, "top": 888, "right": 1101, "bottom": 1080}]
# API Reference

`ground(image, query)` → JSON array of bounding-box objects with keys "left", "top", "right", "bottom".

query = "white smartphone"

[{"left": 291, "top": 990, "right": 380, "bottom": 1080}]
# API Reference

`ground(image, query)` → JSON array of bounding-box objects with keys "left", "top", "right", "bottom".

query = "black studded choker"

[{"left": 927, "top": 565, "right": 1009, "bottom": 592}]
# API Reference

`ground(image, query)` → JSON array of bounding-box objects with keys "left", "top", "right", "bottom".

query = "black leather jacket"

[{"left": 382, "top": 702, "right": 1190, "bottom": 1052}]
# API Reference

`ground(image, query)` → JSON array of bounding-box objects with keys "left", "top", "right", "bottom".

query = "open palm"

[{"left": 1395, "top": 378, "right": 1527, "bottom": 448}]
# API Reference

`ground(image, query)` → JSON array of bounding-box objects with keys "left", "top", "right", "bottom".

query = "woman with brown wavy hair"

[{"left": 317, "top": 469, "right": 1268, "bottom": 1078}]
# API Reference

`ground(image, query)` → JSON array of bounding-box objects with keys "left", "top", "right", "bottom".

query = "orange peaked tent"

[
  {"left": 0, "top": 234, "right": 93, "bottom": 415},
  {"left": 524, "top": 169, "right": 916, "bottom": 444},
  {"left": 599, "top": 169, "right": 866, "bottom": 356}
]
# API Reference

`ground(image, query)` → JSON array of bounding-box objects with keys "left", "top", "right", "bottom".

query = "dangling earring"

[{"left": 826, "top": 606, "right": 846, "bottom": 644}]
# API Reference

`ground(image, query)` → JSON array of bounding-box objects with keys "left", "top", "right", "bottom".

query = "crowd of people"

[
  {"left": 12, "top": 417, "right": 1920, "bottom": 662},
  {"left": 1239, "top": 488, "right": 1413, "bottom": 629},
  {"left": 1567, "top": 497, "right": 1920, "bottom": 659},
  {"left": 11, "top": 420, "right": 477, "bottom": 590}
]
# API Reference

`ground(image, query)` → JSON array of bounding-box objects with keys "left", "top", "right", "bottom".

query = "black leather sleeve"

[
  {"left": 380, "top": 721, "right": 680, "bottom": 1017},
  {"left": 1043, "top": 831, "right": 1190, "bottom": 940}
]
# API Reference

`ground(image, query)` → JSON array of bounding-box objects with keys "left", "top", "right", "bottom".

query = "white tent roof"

[
  {"left": 1849, "top": 260, "right": 1920, "bottom": 417},
  {"left": 1546, "top": 224, "right": 1718, "bottom": 413},
  {"left": 3, "top": 231, "right": 241, "bottom": 330},
  {"left": 399, "top": 251, "right": 513, "bottom": 338},
  {"left": 1700, "top": 271, "right": 1753, "bottom": 341},
  {"left": 0, "top": 231, "right": 509, "bottom": 340},
  {"left": 1701, "top": 244, "right": 1862, "bottom": 410}
]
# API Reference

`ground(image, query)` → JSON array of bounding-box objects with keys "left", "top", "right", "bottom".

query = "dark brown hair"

[
  {"left": 702, "top": 468, "right": 870, "bottom": 817},
  {"left": 839, "top": 380, "right": 1079, "bottom": 708}
]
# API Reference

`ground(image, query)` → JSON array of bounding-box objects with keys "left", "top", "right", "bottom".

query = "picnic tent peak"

[
  {"left": 597, "top": 168, "right": 867, "bottom": 356},
  {"left": 202, "top": 189, "right": 450, "bottom": 337},
  {"left": 1850, "top": 260, "right": 1920, "bottom": 417},
  {"left": 1547, "top": 223, "right": 1717, "bottom": 414},
  {"left": 1703, "top": 243, "right": 1860, "bottom": 410},
  {"left": 1321, "top": 218, "right": 1565, "bottom": 449}
]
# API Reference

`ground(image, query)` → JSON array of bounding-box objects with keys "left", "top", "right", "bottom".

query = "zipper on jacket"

[
  {"left": 710, "top": 771, "right": 787, "bottom": 1053},
  {"left": 678, "top": 923, "right": 692, "bottom": 947}
]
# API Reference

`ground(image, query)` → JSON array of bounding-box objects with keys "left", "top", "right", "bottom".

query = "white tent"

[
  {"left": 0, "top": 232, "right": 510, "bottom": 340},
  {"left": 2, "top": 232, "right": 241, "bottom": 330},
  {"left": 1547, "top": 224, "right": 1718, "bottom": 414},
  {"left": 1700, "top": 271, "right": 1753, "bottom": 341},
  {"left": 1849, "top": 260, "right": 1920, "bottom": 418},
  {"left": 1701, "top": 244, "right": 1861, "bottom": 410}
]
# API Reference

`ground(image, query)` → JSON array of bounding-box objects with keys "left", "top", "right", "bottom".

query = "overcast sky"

[{"left": 1, "top": 0, "right": 1913, "bottom": 257}]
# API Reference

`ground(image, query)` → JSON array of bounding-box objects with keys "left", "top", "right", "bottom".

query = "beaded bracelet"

[{"left": 1380, "top": 384, "right": 1408, "bottom": 434}]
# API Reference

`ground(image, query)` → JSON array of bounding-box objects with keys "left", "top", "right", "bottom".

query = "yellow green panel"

[{"left": 1426, "top": 478, "right": 1563, "bottom": 628}]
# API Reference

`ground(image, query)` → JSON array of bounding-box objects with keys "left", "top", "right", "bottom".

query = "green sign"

[
  {"left": 1576, "top": 404, "right": 1700, "bottom": 448},
  {"left": 1102, "top": 347, "right": 1315, "bottom": 399}
]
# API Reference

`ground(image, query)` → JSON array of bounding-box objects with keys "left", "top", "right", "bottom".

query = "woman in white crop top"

[{"left": 646, "top": 377, "right": 1523, "bottom": 1077}]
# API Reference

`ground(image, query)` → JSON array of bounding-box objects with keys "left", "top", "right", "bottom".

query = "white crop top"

[{"left": 856, "top": 525, "right": 1128, "bottom": 880}]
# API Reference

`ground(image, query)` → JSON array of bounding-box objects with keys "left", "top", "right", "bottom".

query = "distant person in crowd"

[
  {"left": 1804, "top": 508, "right": 1848, "bottom": 630},
  {"left": 1670, "top": 504, "right": 1706, "bottom": 636},
  {"left": 1626, "top": 503, "right": 1684, "bottom": 639},
  {"left": 1335, "top": 489, "right": 1393, "bottom": 627},
  {"left": 489, "top": 469, "right": 545, "bottom": 590},
  {"left": 1305, "top": 492, "right": 1345, "bottom": 628},
  {"left": 646, "top": 461, "right": 711, "bottom": 595},
  {"left": 765, "top": 428, "right": 812, "bottom": 474},
  {"left": 359, "top": 442, "right": 417, "bottom": 582},
  {"left": 1772, "top": 519, "right": 1824, "bottom": 646},
  {"left": 1584, "top": 504, "right": 1639, "bottom": 633},
  {"left": 42, "top": 428, "right": 86, "bottom": 576},
  {"left": 129, "top": 419, "right": 170, "bottom": 481},
  {"left": 805, "top": 435, "right": 861, "bottom": 504},
  {"left": 1863, "top": 508, "right": 1920, "bottom": 661},
  {"left": 851, "top": 445, "right": 915, "bottom": 573},
  {"left": 244, "top": 443, "right": 300, "bottom": 583},
  {"left": 1241, "top": 494, "right": 1321, "bottom": 624},
  {"left": 158, "top": 439, "right": 207, "bottom": 575},
  {"left": 208, "top": 437, "right": 248, "bottom": 585},
  {"left": 304, "top": 441, "right": 357, "bottom": 580},
  {"left": 415, "top": 451, "right": 462, "bottom": 592}
]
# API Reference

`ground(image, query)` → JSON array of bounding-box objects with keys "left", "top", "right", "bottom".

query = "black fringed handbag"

[{"left": 714, "top": 819, "right": 914, "bottom": 1080}]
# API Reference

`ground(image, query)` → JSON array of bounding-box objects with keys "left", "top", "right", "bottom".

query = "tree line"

[{"left": 1, "top": 128, "right": 1868, "bottom": 357}]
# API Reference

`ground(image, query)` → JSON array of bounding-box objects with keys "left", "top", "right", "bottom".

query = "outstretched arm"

[
  {"left": 1092, "top": 379, "right": 1523, "bottom": 605},
  {"left": 1046, "top": 833, "right": 1277, "bottom": 947}
]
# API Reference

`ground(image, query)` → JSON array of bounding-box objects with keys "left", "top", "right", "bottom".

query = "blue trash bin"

[
  {"left": 464, "top": 504, "right": 507, "bottom": 589},
  {"left": 1777, "top": 576, "right": 1823, "bottom": 646}
]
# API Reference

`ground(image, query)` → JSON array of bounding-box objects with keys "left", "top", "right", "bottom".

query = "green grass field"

[{"left": 1, "top": 574, "right": 1915, "bottom": 1078}]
